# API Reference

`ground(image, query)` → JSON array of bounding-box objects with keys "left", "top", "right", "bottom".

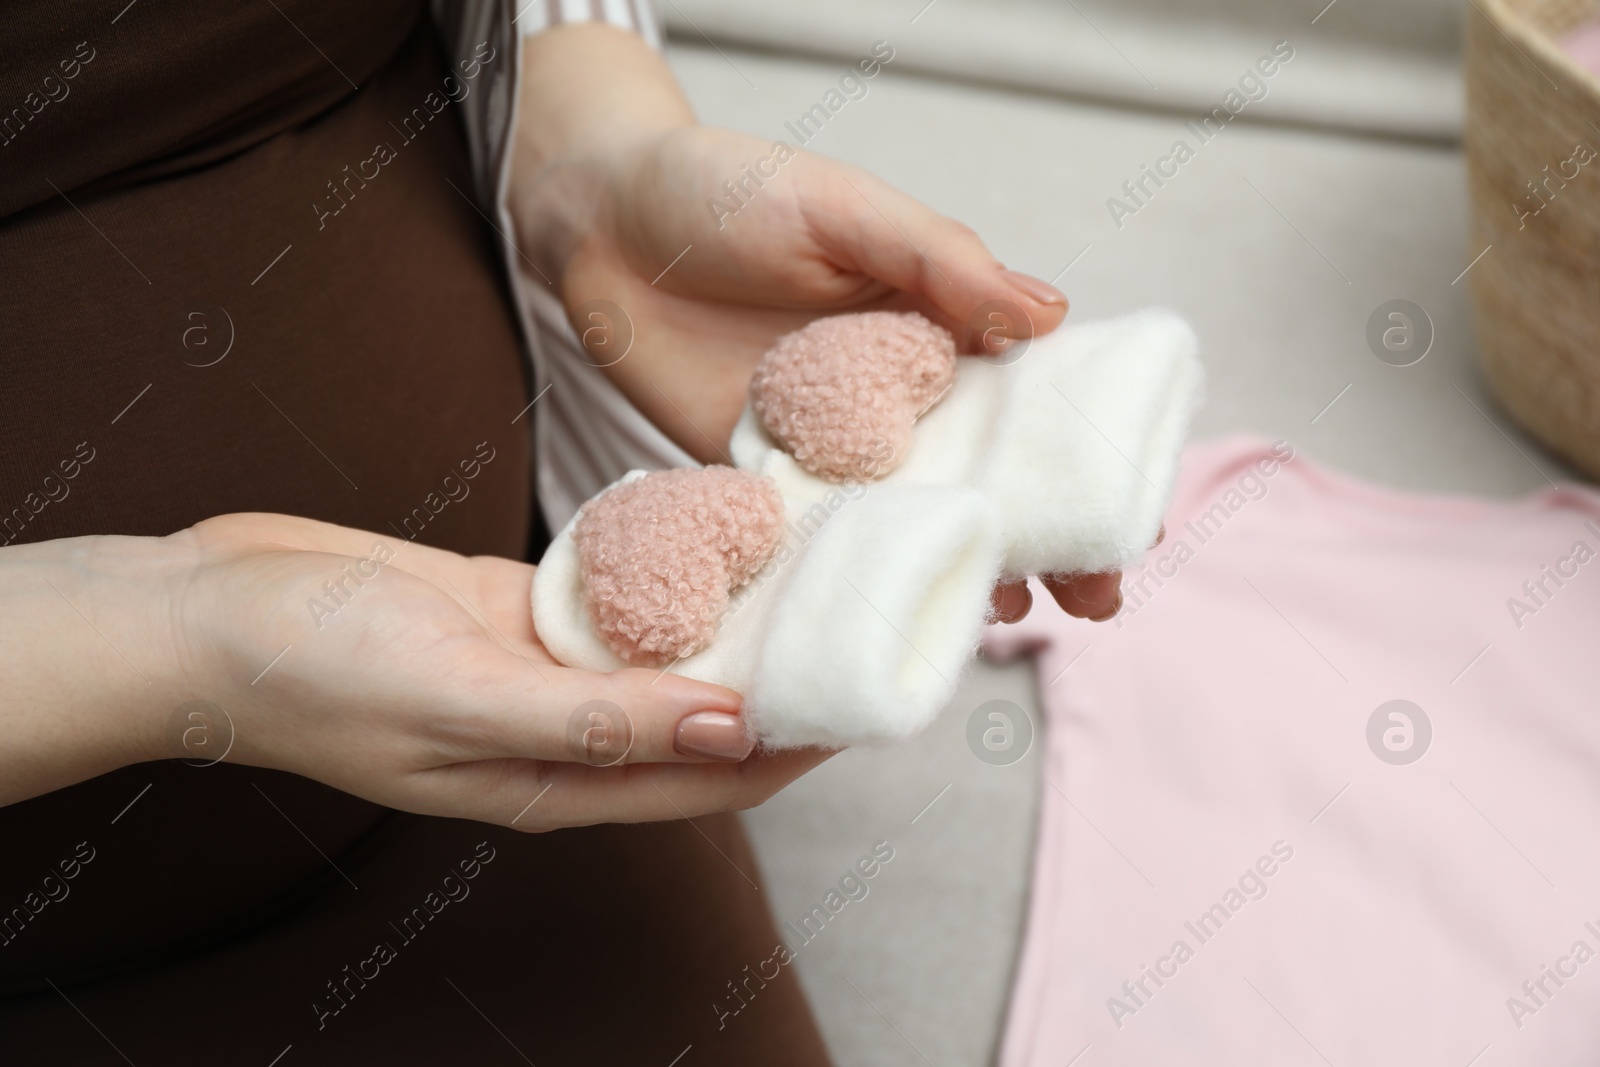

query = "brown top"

[{"left": 0, "top": 1, "right": 533, "bottom": 991}]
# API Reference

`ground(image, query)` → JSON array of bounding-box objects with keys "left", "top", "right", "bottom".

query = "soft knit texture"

[
  {"left": 734, "top": 308, "right": 1204, "bottom": 576},
  {"left": 977, "top": 309, "right": 1201, "bottom": 574},
  {"left": 573, "top": 467, "right": 785, "bottom": 665},
  {"left": 539, "top": 470, "right": 796, "bottom": 696},
  {"left": 536, "top": 475, "right": 1002, "bottom": 745},
  {"left": 535, "top": 308, "right": 1205, "bottom": 747},
  {"left": 749, "top": 311, "right": 957, "bottom": 481},
  {"left": 747, "top": 483, "right": 1003, "bottom": 746}
]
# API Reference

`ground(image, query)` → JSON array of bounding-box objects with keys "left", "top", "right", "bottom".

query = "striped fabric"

[
  {"left": 430, "top": 0, "right": 694, "bottom": 535},
  {"left": 510, "top": 0, "right": 663, "bottom": 47}
]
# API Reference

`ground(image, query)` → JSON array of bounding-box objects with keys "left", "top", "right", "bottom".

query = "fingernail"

[
  {"left": 1001, "top": 270, "right": 1068, "bottom": 308},
  {"left": 675, "top": 711, "right": 753, "bottom": 762},
  {"left": 1090, "top": 591, "right": 1124, "bottom": 622}
]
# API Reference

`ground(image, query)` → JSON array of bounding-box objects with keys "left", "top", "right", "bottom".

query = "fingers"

[
  {"left": 1042, "top": 571, "right": 1123, "bottom": 622},
  {"left": 807, "top": 165, "right": 1068, "bottom": 346},
  {"left": 990, "top": 579, "right": 1032, "bottom": 624},
  {"left": 589, "top": 668, "right": 755, "bottom": 765},
  {"left": 414, "top": 642, "right": 758, "bottom": 768},
  {"left": 1034, "top": 525, "right": 1163, "bottom": 624},
  {"left": 415, "top": 746, "right": 839, "bottom": 830}
]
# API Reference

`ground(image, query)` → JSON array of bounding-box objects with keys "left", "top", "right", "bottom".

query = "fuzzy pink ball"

[
  {"left": 749, "top": 311, "right": 957, "bottom": 481},
  {"left": 574, "top": 467, "right": 786, "bottom": 666}
]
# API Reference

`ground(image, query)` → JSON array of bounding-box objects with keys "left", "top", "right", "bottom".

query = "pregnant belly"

[{"left": 0, "top": 20, "right": 530, "bottom": 991}]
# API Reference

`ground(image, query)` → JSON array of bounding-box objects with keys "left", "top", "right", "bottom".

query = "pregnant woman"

[{"left": 0, "top": 3, "right": 1105, "bottom": 1062}]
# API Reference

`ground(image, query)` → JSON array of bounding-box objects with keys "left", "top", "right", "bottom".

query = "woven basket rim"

[{"left": 1475, "top": 0, "right": 1600, "bottom": 108}]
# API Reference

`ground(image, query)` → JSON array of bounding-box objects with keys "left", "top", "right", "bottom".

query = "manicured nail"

[
  {"left": 675, "top": 711, "right": 753, "bottom": 762},
  {"left": 1001, "top": 270, "right": 1068, "bottom": 308}
]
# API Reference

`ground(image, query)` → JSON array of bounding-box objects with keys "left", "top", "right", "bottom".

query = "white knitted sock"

[
  {"left": 731, "top": 307, "right": 1204, "bottom": 576},
  {"left": 533, "top": 475, "right": 1001, "bottom": 745},
  {"left": 534, "top": 308, "right": 1204, "bottom": 747}
]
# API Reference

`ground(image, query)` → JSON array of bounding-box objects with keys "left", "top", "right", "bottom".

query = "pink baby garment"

[
  {"left": 1561, "top": 16, "right": 1600, "bottom": 76},
  {"left": 985, "top": 436, "right": 1600, "bottom": 1067}
]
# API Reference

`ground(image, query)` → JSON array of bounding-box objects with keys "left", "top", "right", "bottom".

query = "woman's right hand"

[{"left": 2, "top": 512, "right": 832, "bottom": 826}]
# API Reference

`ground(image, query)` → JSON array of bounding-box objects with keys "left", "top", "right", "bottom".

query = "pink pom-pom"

[
  {"left": 574, "top": 467, "right": 786, "bottom": 666},
  {"left": 750, "top": 311, "right": 957, "bottom": 481}
]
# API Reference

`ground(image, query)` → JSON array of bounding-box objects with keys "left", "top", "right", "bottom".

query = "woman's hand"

[
  {"left": 554, "top": 125, "right": 1071, "bottom": 457},
  {"left": 566, "top": 129, "right": 1124, "bottom": 622},
  {"left": 166, "top": 513, "right": 831, "bottom": 829},
  {"left": 509, "top": 24, "right": 1122, "bottom": 622},
  {"left": 0, "top": 513, "right": 829, "bottom": 824}
]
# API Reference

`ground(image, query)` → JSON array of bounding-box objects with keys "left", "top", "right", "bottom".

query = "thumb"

[{"left": 807, "top": 164, "right": 1069, "bottom": 350}]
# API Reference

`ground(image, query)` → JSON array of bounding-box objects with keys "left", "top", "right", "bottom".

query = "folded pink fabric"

[{"left": 986, "top": 436, "right": 1600, "bottom": 1066}]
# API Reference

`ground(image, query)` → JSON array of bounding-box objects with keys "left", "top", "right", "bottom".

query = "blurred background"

[{"left": 656, "top": 0, "right": 1585, "bottom": 1062}]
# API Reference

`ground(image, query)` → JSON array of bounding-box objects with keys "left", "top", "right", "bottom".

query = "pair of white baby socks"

[{"left": 534, "top": 308, "right": 1202, "bottom": 747}]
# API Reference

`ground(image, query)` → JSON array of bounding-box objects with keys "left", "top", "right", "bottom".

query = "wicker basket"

[{"left": 1465, "top": 0, "right": 1600, "bottom": 479}]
